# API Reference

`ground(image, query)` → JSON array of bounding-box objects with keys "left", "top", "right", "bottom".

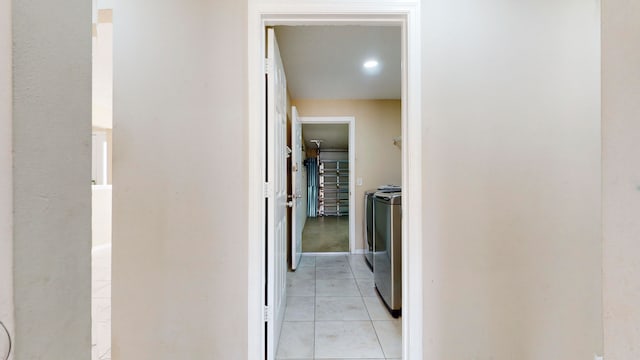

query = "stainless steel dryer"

[
  {"left": 373, "top": 191, "right": 402, "bottom": 317},
  {"left": 363, "top": 189, "right": 377, "bottom": 269}
]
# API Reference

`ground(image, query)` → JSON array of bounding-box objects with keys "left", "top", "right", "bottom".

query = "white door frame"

[
  {"left": 298, "top": 115, "right": 356, "bottom": 253},
  {"left": 247, "top": 2, "right": 422, "bottom": 359}
]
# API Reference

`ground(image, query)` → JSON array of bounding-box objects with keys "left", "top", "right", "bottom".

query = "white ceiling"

[
  {"left": 302, "top": 124, "right": 349, "bottom": 150},
  {"left": 275, "top": 26, "right": 401, "bottom": 100}
]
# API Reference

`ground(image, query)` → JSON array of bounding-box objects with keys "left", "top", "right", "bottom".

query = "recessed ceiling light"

[{"left": 363, "top": 60, "right": 379, "bottom": 69}]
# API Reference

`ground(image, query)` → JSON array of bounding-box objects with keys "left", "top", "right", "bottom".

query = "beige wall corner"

[
  {"left": 421, "top": 0, "right": 602, "bottom": 358},
  {"left": 603, "top": 1, "right": 640, "bottom": 359},
  {"left": 0, "top": 0, "right": 14, "bottom": 357},
  {"left": 12, "top": 0, "right": 92, "bottom": 358},
  {"left": 112, "top": 0, "right": 249, "bottom": 358}
]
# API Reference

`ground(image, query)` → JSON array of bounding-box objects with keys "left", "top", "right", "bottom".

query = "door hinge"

[
  {"left": 263, "top": 182, "right": 273, "bottom": 198},
  {"left": 263, "top": 305, "right": 272, "bottom": 322},
  {"left": 264, "top": 58, "right": 271, "bottom": 74}
]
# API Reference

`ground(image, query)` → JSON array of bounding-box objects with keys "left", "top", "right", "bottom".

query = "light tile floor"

[
  {"left": 92, "top": 249, "right": 393, "bottom": 359},
  {"left": 277, "top": 254, "right": 401, "bottom": 360},
  {"left": 92, "top": 244, "right": 112, "bottom": 360}
]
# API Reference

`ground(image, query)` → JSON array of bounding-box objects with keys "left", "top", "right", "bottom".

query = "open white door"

[
  {"left": 290, "top": 106, "right": 304, "bottom": 270},
  {"left": 265, "top": 28, "right": 288, "bottom": 360}
]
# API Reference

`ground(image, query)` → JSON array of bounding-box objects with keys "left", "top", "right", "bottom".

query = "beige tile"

[
  {"left": 316, "top": 279, "right": 360, "bottom": 297},
  {"left": 314, "top": 321, "right": 384, "bottom": 359},
  {"left": 298, "top": 255, "right": 316, "bottom": 267},
  {"left": 285, "top": 296, "right": 315, "bottom": 321},
  {"left": 288, "top": 266, "right": 315, "bottom": 281},
  {"left": 349, "top": 258, "right": 373, "bottom": 279},
  {"left": 316, "top": 266, "right": 353, "bottom": 280},
  {"left": 347, "top": 254, "right": 368, "bottom": 267},
  {"left": 351, "top": 267, "right": 373, "bottom": 280},
  {"left": 373, "top": 320, "right": 402, "bottom": 358},
  {"left": 287, "top": 277, "right": 315, "bottom": 296},
  {"left": 276, "top": 321, "right": 314, "bottom": 359},
  {"left": 355, "top": 277, "right": 378, "bottom": 297},
  {"left": 315, "top": 255, "right": 349, "bottom": 268},
  {"left": 315, "top": 296, "right": 369, "bottom": 321},
  {"left": 363, "top": 296, "right": 395, "bottom": 320}
]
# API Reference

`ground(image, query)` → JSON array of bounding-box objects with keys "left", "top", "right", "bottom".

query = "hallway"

[{"left": 277, "top": 254, "right": 401, "bottom": 359}]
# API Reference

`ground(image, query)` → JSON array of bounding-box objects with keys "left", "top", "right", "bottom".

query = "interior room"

[
  {"left": 275, "top": 25, "right": 403, "bottom": 359},
  {"left": 8, "top": 0, "right": 640, "bottom": 359}
]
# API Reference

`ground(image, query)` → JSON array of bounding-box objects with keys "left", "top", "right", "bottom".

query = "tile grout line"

[
  {"left": 356, "top": 254, "right": 388, "bottom": 360},
  {"left": 283, "top": 254, "right": 396, "bottom": 360},
  {"left": 313, "top": 256, "right": 317, "bottom": 360}
]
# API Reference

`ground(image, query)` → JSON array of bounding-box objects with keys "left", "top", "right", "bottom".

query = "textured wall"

[
  {"left": 603, "top": 0, "right": 640, "bottom": 358},
  {"left": 112, "top": 0, "right": 249, "bottom": 358},
  {"left": 12, "top": 0, "right": 92, "bottom": 358},
  {"left": 0, "top": 0, "right": 13, "bottom": 357},
  {"left": 421, "top": 0, "right": 602, "bottom": 358}
]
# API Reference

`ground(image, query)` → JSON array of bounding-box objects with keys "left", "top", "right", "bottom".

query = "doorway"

[
  {"left": 247, "top": 3, "right": 423, "bottom": 360},
  {"left": 299, "top": 117, "right": 355, "bottom": 254},
  {"left": 285, "top": 101, "right": 401, "bottom": 358}
]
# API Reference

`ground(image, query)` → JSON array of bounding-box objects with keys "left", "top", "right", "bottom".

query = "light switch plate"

[{"left": 356, "top": 177, "right": 363, "bottom": 186}]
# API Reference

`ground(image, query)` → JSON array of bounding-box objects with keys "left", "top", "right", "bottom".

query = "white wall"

[
  {"left": 92, "top": 12, "right": 113, "bottom": 130},
  {"left": 0, "top": 0, "right": 13, "bottom": 357},
  {"left": 112, "top": 0, "right": 249, "bottom": 358},
  {"left": 112, "top": 1, "right": 602, "bottom": 358},
  {"left": 111, "top": 0, "right": 602, "bottom": 358},
  {"left": 603, "top": 1, "right": 640, "bottom": 358},
  {"left": 92, "top": 186, "right": 112, "bottom": 247},
  {"left": 12, "top": 0, "right": 92, "bottom": 358},
  {"left": 421, "top": 0, "right": 602, "bottom": 358}
]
